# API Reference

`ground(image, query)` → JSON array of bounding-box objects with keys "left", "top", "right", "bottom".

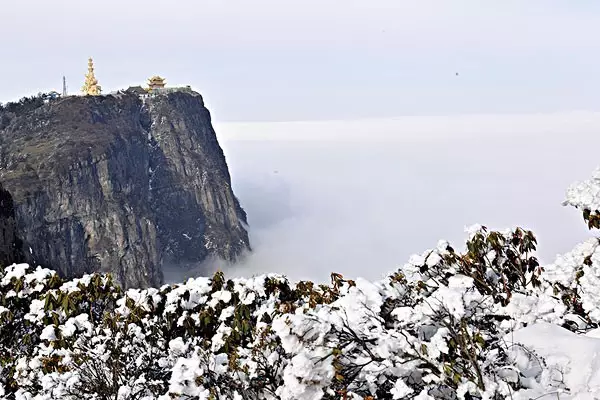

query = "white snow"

[
  {"left": 565, "top": 167, "right": 600, "bottom": 211},
  {"left": 1, "top": 264, "right": 29, "bottom": 285},
  {"left": 40, "top": 326, "right": 57, "bottom": 341},
  {"left": 506, "top": 323, "right": 600, "bottom": 399}
]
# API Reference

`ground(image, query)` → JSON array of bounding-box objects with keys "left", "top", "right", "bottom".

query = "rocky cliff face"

[
  {"left": 0, "top": 184, "right": 22, "bottom": 267},
  {"left": 0, "top": 91, "right": 249, "bottom": 288}
]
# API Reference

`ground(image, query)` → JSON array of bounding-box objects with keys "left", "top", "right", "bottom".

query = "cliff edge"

[{"left": 0, "top": 91, "right": 249, "bottom": 288}]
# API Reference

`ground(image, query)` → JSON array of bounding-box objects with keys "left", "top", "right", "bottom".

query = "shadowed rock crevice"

[
  {"left": 0, "top": 184, "right": 23, "bottom": 267},
  {"left": 0, "top": 91, "right": 249, "bottom": 288}
]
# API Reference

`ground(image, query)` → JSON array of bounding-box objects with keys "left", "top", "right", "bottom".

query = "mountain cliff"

[{"left": 0, "top": 91, "right": 250, "bottom": 288}]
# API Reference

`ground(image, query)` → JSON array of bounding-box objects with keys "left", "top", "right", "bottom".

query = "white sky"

[{"left": 2, "top": 0, "right": 600, "bottom": 121}]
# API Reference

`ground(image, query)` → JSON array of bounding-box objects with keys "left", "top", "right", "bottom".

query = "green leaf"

[
  {"left": 443, "top": 363, "right": 452, "bottom": 376},
  {"left": 474, "top": 333, "right": 485, "bottom": 348},
  {"left": 62, "top": 295, "right": 70, "bottom": 312},
  {"left": 453, "top": 372, "right": 462, "bottom": 384}
]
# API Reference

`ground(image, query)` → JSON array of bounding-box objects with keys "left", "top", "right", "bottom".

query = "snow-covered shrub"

[
  {"left": 564, "top": 167, "right": 600, "bottom": 229},
  {"left": 0, "top": 228, "right": 559, "bottom": 399},
  {"left": 0, "top": 265, "right": 62, "bottom": 394},
  {"left": 545, "top": 167, "right": 600, "bottom": 332},
  {"left": 4, "top": 165, "right": 600, "bottom": 398}
]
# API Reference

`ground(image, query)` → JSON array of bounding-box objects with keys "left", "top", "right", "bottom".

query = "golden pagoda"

[
  {"left": 147, "top": 76, "right": 166, "bottom": 91},
  {"left": 82, "top": 57, "right": 102, "bottom": 96}
]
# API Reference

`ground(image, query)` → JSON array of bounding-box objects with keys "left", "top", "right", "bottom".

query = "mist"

[{"left": 196, "top": 113, "right": 600, "bottom": 283}]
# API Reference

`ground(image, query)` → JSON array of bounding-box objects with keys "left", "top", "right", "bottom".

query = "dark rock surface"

[
  {"left": 0, "top": 91, "right": 249, "bottom": 287},
  {"left": 0, "top": 184, "right": 22, "bottom": 267}
]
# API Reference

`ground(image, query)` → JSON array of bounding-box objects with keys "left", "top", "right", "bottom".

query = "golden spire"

[{"left": 82, "top": 57, "right": 102, "bottom": 96}]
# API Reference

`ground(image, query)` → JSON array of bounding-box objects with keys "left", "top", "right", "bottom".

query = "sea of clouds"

[{"left": 205, "top": 113, "right": 600, "bottom": 283}]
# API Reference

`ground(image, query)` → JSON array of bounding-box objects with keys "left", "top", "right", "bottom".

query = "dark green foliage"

[
  {"left": 583, "top": 209, "right": 600, "bottom": 230},
  {"left": 0, "top": 93, "right": 47, "bottom": 117}
]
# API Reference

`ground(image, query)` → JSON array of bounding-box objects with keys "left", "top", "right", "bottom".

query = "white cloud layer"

[{"left": 210, "top": 113, "right": 600, "bottom": 282}]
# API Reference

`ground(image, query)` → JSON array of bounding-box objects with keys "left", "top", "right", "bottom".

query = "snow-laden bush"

[{"left": 3, "top": 166, "right": 600, "bottom": 399}]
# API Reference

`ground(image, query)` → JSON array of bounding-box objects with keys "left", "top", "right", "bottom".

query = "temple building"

[
  {"left": 125, "top": 86, "right": 148, "bottom": 95},
  {"left": 82, "top": 58, "right": 102, "bottom": 96},
  {"left": 148, "top": 76, "right": 166, "bottom": 91}
]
